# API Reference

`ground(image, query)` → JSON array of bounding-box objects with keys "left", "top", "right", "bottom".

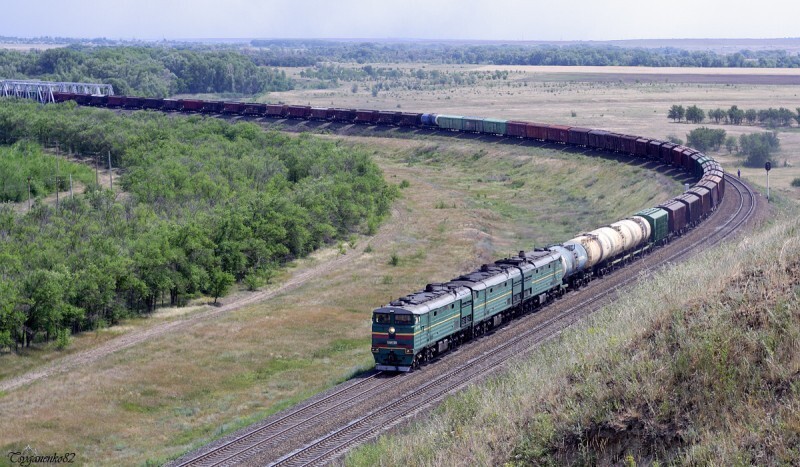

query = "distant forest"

[
  {"left": 249, "top": 40, "right": 800, "bottom": 68},
  {"left": 2, "top": 41, "right": 799, "bottom": 98},
  {"left": 0, "top": 46, "right": 294, "bottom": 97}
]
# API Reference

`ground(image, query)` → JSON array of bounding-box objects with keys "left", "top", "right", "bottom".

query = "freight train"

[{"left": 45, "top": 92, "right": 725, "bottom": 372}]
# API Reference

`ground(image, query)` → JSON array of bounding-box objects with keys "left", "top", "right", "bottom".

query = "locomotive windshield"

[
  {"left": 373, "top": 313, "right": 391, "bottom": 324},
  {"left": 395, "top": 314, "right": 414, "bottom": 325}
]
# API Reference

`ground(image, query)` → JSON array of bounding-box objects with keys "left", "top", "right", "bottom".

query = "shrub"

[{"left": 791, "top": 178, "right": 800, "bottom": 188}]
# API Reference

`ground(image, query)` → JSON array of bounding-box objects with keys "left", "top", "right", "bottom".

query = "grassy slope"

[
  {"left": 346, "top": 203, "right": 800, "bottom": 466},
  {"left": 0, "top": 136, "right": 680, "bottom": 465}
]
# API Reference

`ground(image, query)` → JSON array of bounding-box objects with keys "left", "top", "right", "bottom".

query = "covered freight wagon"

[
  {"left": 286, "top": 105, "right": 312, "bottom": 119},
  {"left": 243, "top": 103, "right": 266, "bottom": 115},
  {"left": 674, "top": 193, "right": 703, "bottom": 226},
  {"left": 507, "top": 121, "right": 529, "bottom": 138},
  {"left": 435, "top": 115, "right": 465, "bottom": 131},
  {"left": 482, "top": 118, "right": 507, "bottom": 136},
  {"left": 635, "top": 208, "right": 669, "bottom": 244},
  {"left": 657, "top": 201, "right": 688, "bottom": 235},
  {"left": 398, "top": 112, "right": 422, "bottom": 126},
  {"left": 568, "top": 127, "right": 591, "bottom": 146},
  {"left": 547, "top": 125, "right": 571, "bottom": 144}
]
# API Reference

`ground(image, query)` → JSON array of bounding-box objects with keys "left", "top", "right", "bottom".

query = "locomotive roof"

[{"left": 376, "top": 283, "right": 471, "bottom": 316}]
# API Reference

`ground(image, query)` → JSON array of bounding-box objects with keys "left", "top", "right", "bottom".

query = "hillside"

[{"left": 347, "top": 204, "right": 799, "bottom": 465}]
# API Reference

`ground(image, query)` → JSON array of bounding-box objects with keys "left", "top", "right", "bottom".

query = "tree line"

[
  {"left": 668, "top": 104, "right": 800, "bottom": 127},
  {"left": 250, "top": 40, "right": 800, "bottom": 68},
  {"left": 685, "top": 127, "right": 780, "bottom": 167},
  {"left": 0, "top": 99, "right": 397, "bottom": 351},
  {"left": 0, "top": 46, "right": 294, "bottom": 97}
]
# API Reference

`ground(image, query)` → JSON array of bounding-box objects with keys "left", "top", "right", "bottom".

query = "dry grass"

[
  {"left": 0, "top": 134, "right": 677, "bottom": 464},
  {"left": 345, "top": 209, "right": 800, "bottom": 466},
  {"left": 275, "top": 65, "right": 800, "bottom": 200},
  {"left": 3, "top": 65, "right": 796, "bottom": 464}
]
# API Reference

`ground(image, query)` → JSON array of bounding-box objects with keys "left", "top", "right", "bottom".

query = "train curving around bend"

[{"left": 47, "top": 91, "right": 725, "bottom": 372}]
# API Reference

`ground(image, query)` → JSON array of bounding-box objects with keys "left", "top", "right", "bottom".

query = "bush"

[
  {"left": 686, "top": 127, "right": 726, "bottom": 152},
  {"left": 739, "top": 132, "right": 780, "bottom": 167},
  {"left": 791, "top": 178, "right": 800, "bottom": 188}
]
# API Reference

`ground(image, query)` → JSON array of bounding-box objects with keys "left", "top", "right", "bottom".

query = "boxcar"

[
  {"left": 547, "top": 125, "right": 571, "bottom": 144},
  {"left": 435, "top": 115, "right": 465, "bottom": 131},
  {"left": 674, "top": 193, "right": 703, "bottom": 226},
  {"left": 635, "top": 207, "right": 669, "bottom": 244},
  {"left": 588, "top": 129, "right": 609, "bottom": 150},
  {"left": 660, "top": 142, "right": 677, "bottom": 165},
  {"left": 681, "top": 148, "right": 696, "bottom": 172},
  {"left": 670, "top": 145, "right": 684, "bottom": 167},
  {"left": 482, "top": 118, "right": 507, "bottom": 136},
  {"left": 88, "top": 95, "right": 108, "bottom": 106},
  {"left": 141, "top": 98, "right": 163, "bottom": 110},
  {"left": 657, "top": 201, "right": 688, "bottom": 235},
  {"left": 52, "top": 92, "right": 76, "bottom": 103},
  {"left": 287, "top": 105, "right": 312, "bottom": 119},
  {"left": 107, "top": 95, "right": 127, "bottom": 108},
  {"left": 162, "top": 99, "right": 181, "bottom": 111},
  {"left": 353, "top": 109, "right": 377, "bottom": 124},
  {"left": 568, "top": 127, "right": 591, "bottom": 146},
  {"left": 697, "top": 179, "right": 720, "bottom": 208},
  {"left": 330, "top": 108, "right": 355, "bottom": 122},
  {"left": 379, "top": 111, "right": 403, "bottom": 125},
  {"left": 507, "top": 121, "right": 529, "bottom": 138},
  {"left": 647, "top": 140, "right": 665, "bottom": 160},
  {"left": 398, "top": 112, "right": 422, "bottom": 126},
  {"left": 635, "top": 137, "right": 650, "bottom": 158},
  {"left": 688, "top": 186, "right": 713, "bottom": 215},
  {"left": 73, "top": 94, "right": 92, "bottom": 105},
  {"left": 606, "top": 133, "right": 624, "bottom": 152},
  {"left": 223, "top": 102, "right": 246, "bottom": 114},
  {"left": 202, "top": 101, "right": 223, "bottom": 113},
  {"left": 463, "top": 116, "right": 484, "bottom": 133},
  {"left": 310, "top": 107, "right": 331, "bottom": 120},
  {"left": 243, "top": 103, "right": 266, "bottom": 116},
  {"left": 525, "top": 123, "right": 548, "bottom": 141},
  {"left": 179, "top": 99, "right": 204, "bottom": 112},
  {"left": 123, "top": 97, "right": 143, "bottom": 109},
  {"left": 620, "top": 135, "right": 638, "bottom": 154},
  {"left": 266, "top": 104, "right": 287, "bottom": 117}
]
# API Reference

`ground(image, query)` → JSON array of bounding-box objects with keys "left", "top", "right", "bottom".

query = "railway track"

[{"left": 171, "top": 173, "right": 757, "bottom": 466}]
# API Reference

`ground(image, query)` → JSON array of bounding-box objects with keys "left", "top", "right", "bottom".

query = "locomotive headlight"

[{"left": 388, "top": 327, "right": 396, "bottom": 335}]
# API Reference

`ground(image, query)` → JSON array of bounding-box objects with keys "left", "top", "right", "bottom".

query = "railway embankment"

[{"left": 346, "top": 203, "right": 798, "bottom": 465}]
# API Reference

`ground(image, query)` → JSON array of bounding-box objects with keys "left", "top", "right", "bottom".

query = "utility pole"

[
  {"left": 69, "top": 174, "right": 73, "bottom": 199},
  {"left": 27, "top": 176, "right": 31, "bottom": 209},
  {"left": 108, "top": 151, "right": 113, "bottom": 190},
  {"left": 95, "top": 153, "right": 99, "bottom": 186},
  {"left": 56, "top": 156, "right": 59, "bottom": 209}
]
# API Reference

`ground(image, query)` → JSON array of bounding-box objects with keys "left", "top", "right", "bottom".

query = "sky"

[{"left": 2, "top": 0, "right": 799, "bottom": 42}]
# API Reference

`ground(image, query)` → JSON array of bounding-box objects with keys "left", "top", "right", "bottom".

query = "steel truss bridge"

[{"left": 1, "top": 80, "right": 114, "bottom": 104}]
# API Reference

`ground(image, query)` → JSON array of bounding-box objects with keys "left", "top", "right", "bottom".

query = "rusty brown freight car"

[
  {"left": 568, "top": 127, "right": 591, "bottom": 146},
  {"left": 674, "top": 192, "right": 703, "bottom": 226},
  {"left": 507, "top": 121, "right": 528, "bottom": 138},
  {"left": 657, "top": 201, "right": 688, "bottom": 235}
]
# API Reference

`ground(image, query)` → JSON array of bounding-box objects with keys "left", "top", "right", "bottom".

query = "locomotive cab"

[{"left": 371, "top": 307, "right": 419, "bottom": 372}]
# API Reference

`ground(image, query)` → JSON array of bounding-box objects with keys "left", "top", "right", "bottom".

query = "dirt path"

[{"left": 0, "top": 205, "right": 406, "bottom": 393}]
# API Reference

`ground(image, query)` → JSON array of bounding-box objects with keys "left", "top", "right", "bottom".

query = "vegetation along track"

[
  {"left": 0, "top": 205, "right": 408, "bottom": 394},
  {"left": 171, "top": 174, "right": 758, "bottom": 466}
]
